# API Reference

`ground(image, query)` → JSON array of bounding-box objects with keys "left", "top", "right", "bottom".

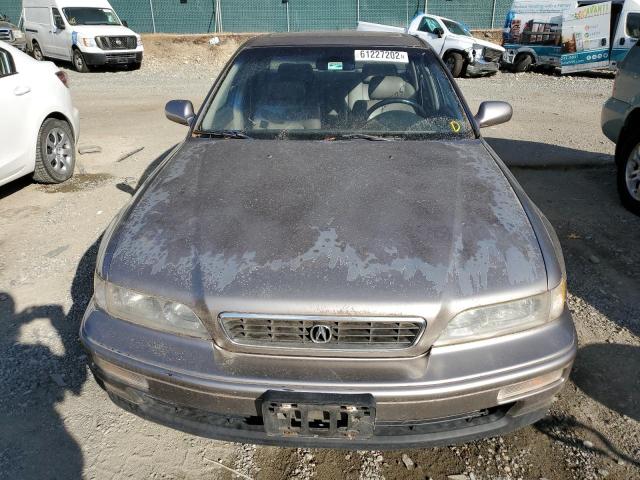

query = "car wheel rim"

[
  {"left": 626, "top": 144, "right": 640, "bottom": 201},
  {"left": 75, "top": 54, "right": 83, "bottom": 70},
  {"left": 34, "top": 47, "right": 42, "bottom": 61},
  {"left": 45, "top": 128, "right": 72, "bottom": 174}
]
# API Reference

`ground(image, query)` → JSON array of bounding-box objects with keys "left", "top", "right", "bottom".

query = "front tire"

[
  {"left": 33, "top": 118, "right": 76, "bottom": 184},
  {"left": 32, "top": 41, "right": 44, "bottom": 61},
  {"left": 444, "top": 52, "right": 464, "bottom": 78},
  {"left": 617, "top": 134, "right": 640, "bottom": 215},
  {"left": 513, "top": 54, "right": 533, "bottom": 73},
  {"left": 73, "top": 49, "right": 90, "bottom": 73}
]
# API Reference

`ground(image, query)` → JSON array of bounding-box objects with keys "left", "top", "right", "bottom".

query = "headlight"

[
  {"left": 136, "top": 35, "right": 142, "bottom": 47},
  {"left": 12, "top": 29, "right": 25, "bottom": 39},
  {"left": 434, "top": 278, "right": 566, "bottom": 346},
  {"left": 472, "top": 44, "right": 485, "bottom": 59},
  {"left": 80, "top": 37, "right": 96, "bottom": 47},
  {"left": 93, "top": 274, "right": 210, "bottom": 339}
]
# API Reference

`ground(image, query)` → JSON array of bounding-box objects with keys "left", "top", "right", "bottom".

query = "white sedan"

[{"left": 0, "top": 42, "right": 79, "bottom": 187}]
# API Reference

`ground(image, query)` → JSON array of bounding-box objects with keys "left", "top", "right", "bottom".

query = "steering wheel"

[{"left": 366, "top": 98, "right": 427, "bottom": 120}]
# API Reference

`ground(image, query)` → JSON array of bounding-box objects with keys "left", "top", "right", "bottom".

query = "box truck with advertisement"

[
  {"left": 502, "top": 0, "right": 640, "bottom": 73},
  {"left": 22, "top": 0, "right": 143, "bottom": 72}
]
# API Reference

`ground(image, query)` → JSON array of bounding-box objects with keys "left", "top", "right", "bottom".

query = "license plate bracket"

[{"left": 261, "top": 391, "right": 375, "bottom": 439}]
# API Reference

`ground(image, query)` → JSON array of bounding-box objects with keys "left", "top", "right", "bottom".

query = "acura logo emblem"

[{"left": 309, "top": 324, "right": 332, "bottom": 343}]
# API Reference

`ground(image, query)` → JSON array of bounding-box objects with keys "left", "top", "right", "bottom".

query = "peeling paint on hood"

[{"left": 104, "top": 138, "right": 547, "bottom": 315}]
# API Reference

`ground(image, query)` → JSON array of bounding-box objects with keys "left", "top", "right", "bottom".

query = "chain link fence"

[{"left": 0, "top": 0, "right": 512, "bottom": 34}]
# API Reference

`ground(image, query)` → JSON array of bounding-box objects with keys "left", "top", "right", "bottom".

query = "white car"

[{"left": 0, "top": 42, "right": 79, "bottom": 187}]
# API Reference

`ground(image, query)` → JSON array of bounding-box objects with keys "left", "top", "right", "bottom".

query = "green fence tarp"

[{"left": 0, "top": 0, "right": 511, "bottom": 34}]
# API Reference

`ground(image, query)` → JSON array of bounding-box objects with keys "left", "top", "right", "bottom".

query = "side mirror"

[
  {"left": 434, "top": 27, "right": 444, "bottom": 38},
  {"left": 54, "top": 19, "right": 65, "bottom": 30},
  {"left": 165, "top": 100, "right": 195, "bottom": 126},
  {"left": 122, "top": 20, "right": 128, "bottom": 28},
  {"left": 474, "top": 101, "right": 513, "bottom": 128}
]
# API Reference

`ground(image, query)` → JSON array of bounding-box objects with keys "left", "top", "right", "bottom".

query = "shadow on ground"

[
  {"left": 0, "top": 144, "right": 184, "bottom": 478},
  {"left": 533, "top": 345, "right": 640, "bottom": 468},
  {"left": 502, "top": 138, "right": 639, "bottom": 469},
  {"left": 572, "top": 343, "right": 639, "bottom": 423},
  {"left": 502, "top": 138, "right": 639, "bottom": 335},
  {"left": 0, "top": 240, "right": 98, "bottom": 478},
  {"left": 535, "top": 411, "right": 640, "bottom": 468},
  {"left": 0, "top": 176, "right": 32, "bottom": 200},
  {"left": 485, "top": 137, "right": 613, "bottom": 169}
]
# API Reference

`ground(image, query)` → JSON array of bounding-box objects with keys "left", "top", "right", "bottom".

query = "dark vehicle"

[
  {"left": 81, "top": 32, "right": 576, "bottom": 449},
  {"left": 0, "top": 14, "right": 27, "bottom": 51},
  {"left": 602, "top": 40, "right": 640, "bottom": 215}
]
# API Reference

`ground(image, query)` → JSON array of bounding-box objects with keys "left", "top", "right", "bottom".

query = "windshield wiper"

[
  {"left": 195, "top": 130, "right": 252, "bottom": 139},
  {"left": 330, "top": 133, "right": 394, "bottom": 142}
]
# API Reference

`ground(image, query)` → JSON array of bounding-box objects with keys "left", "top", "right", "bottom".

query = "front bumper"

[
  {"left": 466, "top": 58, "right": 501, "bottom": 76},
  {"left": 80, "top": 303, "right": 576, "bottom": 449},
  {"left": 82, "top": 50, "right": 143, "bottom": 67}
]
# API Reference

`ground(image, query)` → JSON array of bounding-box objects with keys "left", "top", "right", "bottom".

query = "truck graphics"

[{"left": 503, "top": 0, "right": 640, "bottom": 73}]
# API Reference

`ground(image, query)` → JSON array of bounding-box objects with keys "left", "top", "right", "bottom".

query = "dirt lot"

[{"left": 0, "top": 36, "right": 638, "bottom": 480}]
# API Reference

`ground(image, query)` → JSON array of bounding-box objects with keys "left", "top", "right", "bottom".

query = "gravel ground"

[{"left": 0, "top": 36, "right": 638, "bottom": 480}]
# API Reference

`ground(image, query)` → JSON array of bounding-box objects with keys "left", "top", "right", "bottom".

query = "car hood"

[
  {"left": 104, "top": 139, "right": 546, "bottom": 318},
  {"left": 451, "top": 33, "right": 505, "bottom": 52},
  {"left": 0, "top": 21, "right": 17, "bottom": 29},
  {"left": 471, "top": 36, "right": 505, "bottom": 52}
]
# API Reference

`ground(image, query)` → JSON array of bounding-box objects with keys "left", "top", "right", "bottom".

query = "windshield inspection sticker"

[
  {"left": 328, "top": 61, "right": 343, "bottom": 71},
  {"left": 355, "top": 50, "right": 409, "bottom": 63},
  {"left": 449, "top": 120, "right": 461, "bottom": 133}
]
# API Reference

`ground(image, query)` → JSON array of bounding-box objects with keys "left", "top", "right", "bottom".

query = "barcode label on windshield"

[{"left": 355, "top": 50, "right": 409, "bottom": 63}]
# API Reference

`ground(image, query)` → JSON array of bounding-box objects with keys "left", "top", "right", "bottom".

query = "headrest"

[
  {"left": 368, "top": 76, "right": 416, "bottom": 100},
  {"left": 266, "top": 79, "right": 306, "bottom": 103},
  {"left": 278, "top": 63, "right": 314, "bottom": 83},
  {"left": 362, "top": 63, "right": 398, "bottom": 79}
]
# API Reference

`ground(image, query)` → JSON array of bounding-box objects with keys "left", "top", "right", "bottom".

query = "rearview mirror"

[
  {"left": 434, "top": 27, "right": 444, "bottom": 38},
  {"left": 165, "top": 100, "right": 195, "bottom": 126},
  {"left": 474, "top": 101, "right": 513, "bottom": 128},
  {"left": 122, "top": 20, "right": 129, "bottom": 27},
  {"left": 54, "top": 18, "right": 65, "bottom": 30}
]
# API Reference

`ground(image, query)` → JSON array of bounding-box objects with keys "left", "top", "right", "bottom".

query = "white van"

[
  {"left": 502, "top": 0, "right": 640, "bottom": 74},
  {"left": 22, "top": 0, "right": 143, "bottom": 72}
]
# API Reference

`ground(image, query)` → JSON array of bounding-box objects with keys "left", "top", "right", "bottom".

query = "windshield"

[
  {"left": 198, "top": 46, "right": 474, "bottom": 140},
  {"left": 442, "top": 19, "right": 472, "bottom": 37},
  {"left": 63, "top": 8, "right": 121, "bottom": 26}
]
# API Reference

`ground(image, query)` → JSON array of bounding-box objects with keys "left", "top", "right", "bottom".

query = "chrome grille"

[
  {"left": 483, "top": 48, "right": 503, "bottom": 63},
  {"left": 220, "top": 313, "right": 425, "bottom": 351},
  {"left": 0, "top": 29, "right": 12, "bottom": 42},
  {"left": 95, "top": 35, "right": 136, "bottom": 50}
]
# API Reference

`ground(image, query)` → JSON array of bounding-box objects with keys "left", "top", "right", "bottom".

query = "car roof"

[{"left": 244, "top": 32, "right": 427, "bottom": 49}]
